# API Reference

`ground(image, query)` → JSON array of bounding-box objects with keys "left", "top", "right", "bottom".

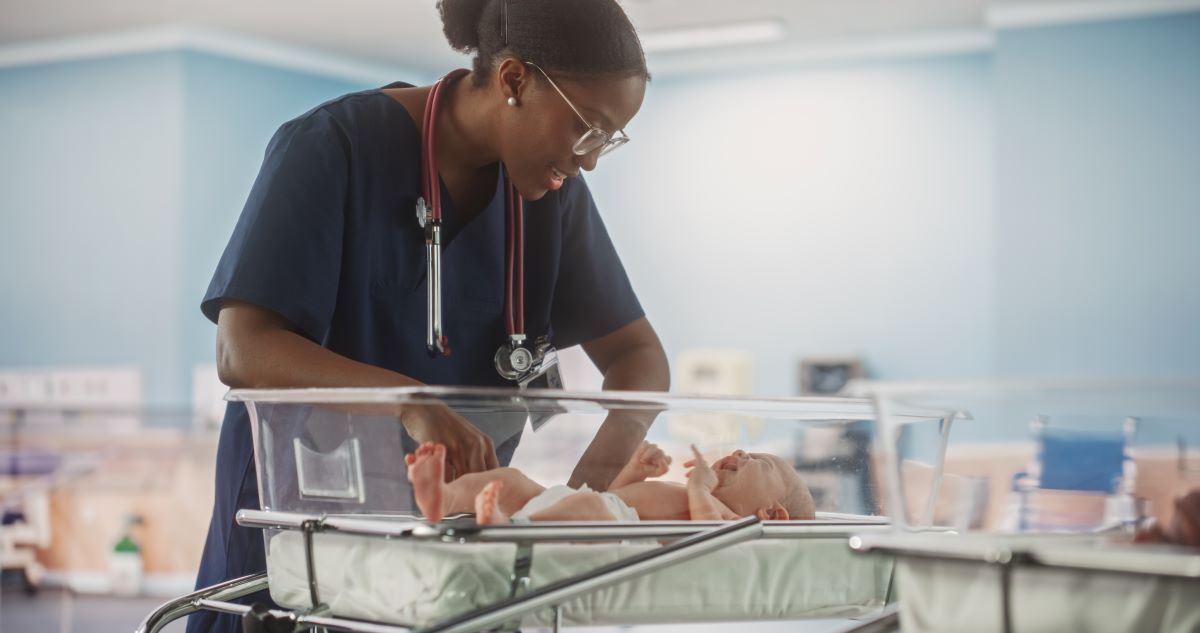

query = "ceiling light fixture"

[{"left": 639, "top": 19, "right": 786, "bottom": 53}]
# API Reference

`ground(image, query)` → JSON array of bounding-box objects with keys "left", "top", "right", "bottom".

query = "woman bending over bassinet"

[{"left": 406, "top": 441, "right": 815, "bottom": 524}]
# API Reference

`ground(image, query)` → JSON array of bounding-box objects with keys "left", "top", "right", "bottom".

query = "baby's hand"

[
  {"left": 610, "top": 441, "right": 672, "bottom": 489},
  {"left": 684, "top": 445, "right": 718, "bottom": 493},
  {"left": 633, "top": 441, "right": 671, "bottom": 476}
]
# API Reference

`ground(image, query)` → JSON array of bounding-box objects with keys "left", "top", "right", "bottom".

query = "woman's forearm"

[
  {"left": 600, "top": 342, "right": 670, "bottom": 392},
  {"left": 216, "top": 302, "right": 421, "bottom": 389},
  {"left": 566, "top": 340, "right": 670, "bottom": 490},
  {"left": 220, "top": 325, "right": 419, "bottom": 388}
]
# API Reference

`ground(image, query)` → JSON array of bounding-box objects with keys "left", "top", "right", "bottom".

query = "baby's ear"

[{"left": 755, "top": 502, "right": 790, "bottom": 521}]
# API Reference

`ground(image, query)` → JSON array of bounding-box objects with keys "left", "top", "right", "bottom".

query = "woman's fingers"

[
  {"left": 1134, "top": 521, "right": 1165, "bottom": 543},
  {"left": 464, "top": 449, "right": 483, "bottom": 475},
  {"left": 464, "top": 445, "right": 487, "bottom": 474},
  {"left": 1173, "top": 495, "right": 1200, "bottom": 546},
  {"left": 481, "top": 439, "right": 497, "bottom": 471}
]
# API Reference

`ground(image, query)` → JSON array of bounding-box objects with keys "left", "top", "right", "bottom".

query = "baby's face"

[{"left": 709, "top": 450, "right": 795, "bottom": 516}]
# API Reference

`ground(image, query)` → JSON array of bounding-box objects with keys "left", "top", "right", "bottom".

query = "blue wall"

[
  {"left": 587, "top": 54, "right": 997, "bottom": 396},
  {"left": 0, "top": 51, "right": 375, "bottom": 405},
  {"left": 178, "top": 52, "right": 370, "bottom": 399},
  {"left": 994, "top": 13, "right": 1200, "bottom": 377},
  {"left": 0, "top": 53, "right": 186, "bottom": 403},
  {"left": 2, "top": 12, "right": 1198, "bottom": 408}
]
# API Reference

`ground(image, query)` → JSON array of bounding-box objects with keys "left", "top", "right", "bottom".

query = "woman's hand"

[
  {"left": 567, "top": 412, "right": 651, "bottom": 491},
  {"left": 684, "top": 445, "right": 718, "bottom": 493},
  {"left": 399, "top": 404, "right": 498, "bottom": 481},
  {"left": 1136, "top": 489, "right": 1200, "bottom": 548}
]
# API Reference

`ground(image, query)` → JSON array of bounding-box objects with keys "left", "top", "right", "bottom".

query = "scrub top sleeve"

[
  {"left": 550, "top": 177, "right": 645, "bottom": 349},
  {"left": 201, "top": 110, "right": 349, "bottom": 343}
]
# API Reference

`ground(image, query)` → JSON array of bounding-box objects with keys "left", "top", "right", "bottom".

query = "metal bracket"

[
  {"left": 501, "top": 541, "right": 536, "bottom": 630},
  {"left": 301, "top": 518, "right": 329, "bottom": 613},
  {"left": 415, "top": 197, "right": 429, "bottom": 228}
]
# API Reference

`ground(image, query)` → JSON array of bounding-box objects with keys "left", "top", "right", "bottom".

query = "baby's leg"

[
  {"left": 447, "top": 468, "right": 544, "bottom": 516},
  {"left": 406, "top": 443, "right": 450, "bottom": 522},
  {"left": 475, "top": 481, "right": 510, "bottom": 524},
  {"left": 406, "top": 443, "right": 544, "bottom": 521}
]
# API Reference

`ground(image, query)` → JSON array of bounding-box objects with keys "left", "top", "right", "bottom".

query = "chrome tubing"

[
  {"left": 417, "top": 516, "right": 763, "bottom": 633},
  {"left": 134, "top": 573, "right": 269, "bottom": 633}
]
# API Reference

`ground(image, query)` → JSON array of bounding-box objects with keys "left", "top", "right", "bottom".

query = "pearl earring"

[{"left": 507, "top": 96, "right": 517, "bottom": 106}]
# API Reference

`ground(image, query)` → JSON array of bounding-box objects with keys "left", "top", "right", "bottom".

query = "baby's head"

[{"left": 709, "top": 450, "right": 815, "bottom": 520}]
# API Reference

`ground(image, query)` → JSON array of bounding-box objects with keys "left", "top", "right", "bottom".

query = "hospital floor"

[
  {"left": 0, "top": 578, "right": 855, "bottom": 633},
  {"left": 0, "top": 586, "right": 185, "bottom": 633}
]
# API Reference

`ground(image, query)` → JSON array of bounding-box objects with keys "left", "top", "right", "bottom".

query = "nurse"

[{"left": 188, "top": 0, "right": 668, "bottom": 631}]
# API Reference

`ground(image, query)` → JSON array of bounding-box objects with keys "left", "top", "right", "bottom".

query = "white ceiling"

[{"left": 0, "top": 0, "right": 1195, "bottom": 78}]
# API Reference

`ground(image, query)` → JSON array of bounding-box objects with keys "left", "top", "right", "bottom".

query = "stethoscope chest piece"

[
  {"left": 495, "top": 343, "right": 534, "bottom": 378},
  {"left": 495, "top": 336, "right": 560, "bottom": 389}
]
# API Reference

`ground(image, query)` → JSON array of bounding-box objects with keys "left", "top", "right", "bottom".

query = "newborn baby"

[{"left": 406, "top": 441, "right": 816, "bottom": 524}]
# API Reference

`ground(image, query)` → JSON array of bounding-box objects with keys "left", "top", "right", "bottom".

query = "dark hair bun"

[
  {"left": 438, "top": 0, "right": 648, "bottom": 84},
  {"left": 438, "top": 0, "right": 489, "bottom": 52}
]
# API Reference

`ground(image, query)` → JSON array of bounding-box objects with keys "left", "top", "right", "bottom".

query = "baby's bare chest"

[{"left": 611, "top": 482, "right": 691, "bottom": 520}]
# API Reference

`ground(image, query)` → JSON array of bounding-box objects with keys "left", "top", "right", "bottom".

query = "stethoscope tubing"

[{"left": 421, "top": 69, "right": 526, "bottom": 357}]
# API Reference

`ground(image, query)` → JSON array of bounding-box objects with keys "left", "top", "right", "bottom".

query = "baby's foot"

[
  {"left": 474, "top": 481, "right": 509, "bottom": 525},
  {"left": 406, "top": 442, "right": 446, "bottom": 522}
]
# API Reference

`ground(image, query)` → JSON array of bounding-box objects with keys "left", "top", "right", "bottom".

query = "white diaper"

[{"left": 510, "top": 484, "right": 640, "bottom": 523}]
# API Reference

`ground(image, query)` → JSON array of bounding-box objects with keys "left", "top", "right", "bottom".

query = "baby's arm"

[
  {"left": 684, "top": 446, "right": 738, "bottom": 521},
  {"left": 610, "top": 441, "right": 671, "bottom": 490}
]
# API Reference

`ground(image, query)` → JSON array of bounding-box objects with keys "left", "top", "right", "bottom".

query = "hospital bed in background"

[
  {"left": 0, "top": 367, "right": 142, "bottom": 591},
  {"left": 845, "top": 380, "right": 1200, "bottom": 633},
  {"left": 0, "top": 365, "right": 233, "bottom": 598},
  {"left": 137, "top": 388, "right": 950, "bottom": 633}
]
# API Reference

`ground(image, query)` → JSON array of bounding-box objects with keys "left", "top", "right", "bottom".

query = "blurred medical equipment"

[
  {"left": 0, "top": 367, "right": 142, "bottom": 592},
  {"left": 854, "top": 379, "right": 1200, "bottom": 633},
  {"left": 1007, "top": 415, "right": 1141, "bottom": 531}
]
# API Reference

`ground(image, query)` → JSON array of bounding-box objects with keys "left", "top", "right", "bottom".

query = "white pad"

[
  {"left": 892, "top": 535, "right": 1200, "bottom": 633},
  {"left": 266, "top": 530, "right": 893, "bottom": 626}
]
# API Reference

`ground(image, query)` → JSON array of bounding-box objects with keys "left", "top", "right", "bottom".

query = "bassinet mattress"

[
  {"left": 266, "top": 529, "right": 893, "bottom": 627},
  {"left": 885, "top": 534, "right": 1200, "bottom": 633}
]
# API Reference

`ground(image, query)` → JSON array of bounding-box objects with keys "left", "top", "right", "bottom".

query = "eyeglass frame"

[{"left": 524, "top": 62, "right": 630, "bottom": 157}]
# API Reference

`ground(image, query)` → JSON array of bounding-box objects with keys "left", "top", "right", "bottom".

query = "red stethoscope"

[{"left": 415, "top": 69, "right": 561, "bottom": 388}]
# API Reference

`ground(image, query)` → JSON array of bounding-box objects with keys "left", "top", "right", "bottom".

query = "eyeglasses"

[{"left": 526, "top": 62, "right": 630, "bottom": 157}]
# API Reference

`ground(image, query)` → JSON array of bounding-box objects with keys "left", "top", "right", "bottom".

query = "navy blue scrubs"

[{"left": 187, "top": 83, "right": 644, "bottom": 633}]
